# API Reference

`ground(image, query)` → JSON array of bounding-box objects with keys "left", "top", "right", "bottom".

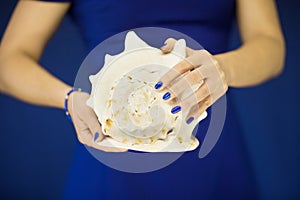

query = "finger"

[
  {"left": 185, "top": 47, "right": 194, "bottom": 57},
  {"left": 93, "top": 132, "right": 104, "bottom": 143},
  {"left": 160, "top": 38, "right": 195, "bottom": 57},
  {"left": 156, "top": 50, "right": 212, "bottom": 92},
  {"left": 169, "top": 82, "right": 209, "bottom": 115},
  {"left": 82, "top": 139, "right": 128, "bottom": 152},
  {"left": 73, "top": 119, "right": 103, "bottom": 147},
  {"left": 186, "top": 96, "right": 211, "bottom": 125},
  {"left": 78, "top": 128, "right": 127, "bottom": 152},
  {"left": 182, "top": 82, "right": 210, "bottom": 110},
  {"left": 155, "top": 58, "right": 195, "bottom": 92},
  {"left": 84, "top": 108, "right": 104, "bottom": 142},
  {"left": 75, "top": 126, "right": 94, "bottom": 144},
  {"left": 160, "top": 38, "right": 177, "bottom": 53},
  {"left": 162, "top": 67, "right": 205, "bottom": 102},
  {"left": 74, "top": 114, "right": 104, "bottom": 143},
  {"left": 193, "top": 50, "right": 217, "bottom": 66},
  {"left": 81, "top": 127, "right": 127, "bottom": 152}
]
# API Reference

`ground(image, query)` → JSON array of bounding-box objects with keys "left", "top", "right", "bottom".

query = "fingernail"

[
  {"left": 186, "top": 117, "right": 194, "bottom": 124},
  {"left": 94, "top": 132, "right": 99, "bottom": 141},
  {"left": 171, "top": 106, "right": 181, "bottom": 114},
  {"left": 155, "top": 81, "right": 163, "bottom": 89},
  {"left": 163, "top": 92, "right": 171, "bottom": 100}
]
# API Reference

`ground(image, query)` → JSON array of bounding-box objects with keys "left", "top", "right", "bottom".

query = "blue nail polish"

[
  {"left": 186, "top": 117, "right": 194, "bottom": 124},
  {"left": 163, "top": 92, "right": 171, "bottom": 100},
  {"left": 94, "top": 132, "right": 99, "bottom": 141},
  {"left": 155, "top": 81, "right": 163, "bottom": 89},
  {"left": 171, "top": 106, "right": 181, "bottom": 114}
]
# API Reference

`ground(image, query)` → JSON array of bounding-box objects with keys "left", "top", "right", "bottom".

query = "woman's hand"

[
  {"left": 155, "top": 38, "right": 229, "bottom": 124},
  {"left": 68, "top": 91, "right": 127, "bottom": 152}
]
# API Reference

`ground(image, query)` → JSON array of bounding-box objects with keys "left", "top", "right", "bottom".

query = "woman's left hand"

[{"left": 155, "top": 38, "right": 229, "bottom": 124}]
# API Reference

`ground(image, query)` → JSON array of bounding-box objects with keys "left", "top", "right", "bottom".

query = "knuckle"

[
  {"left": 212, "top": 59, "right": 220, "bottom": 67},
  {"left": 219, "top": 70, "right": 225, "bottom": 79},
  {"left": 198, "top": 49, "right": 210, "bottom": 57},
  {"left": 195, "top": 85, "right": 209, "bottom": 100},
  {"left": 202, "top": 87, "right": 210, "bottom": 98},
  {"left": 188, "top": 70, "right": 202, "bottom": 83},
  {"left": 174, "top": 63, "right": 188, "bottom": 74},
  {"left": 193, "top": 107, "right": 202, "bottom": 117},
  {"left": 195, "top": 104, "right": 203, "bottom": 114},
  {"left": 186, "top": 56, "right": 199, "bottom": 68}
]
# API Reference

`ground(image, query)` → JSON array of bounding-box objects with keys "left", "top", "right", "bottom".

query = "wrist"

[
  {"left": 64, "top": 87, "right": 82, "bottom": 122},
  {"left": 57, "top": 85, "right": 72, "bottom": 109},
  {"left": 214, "top": 53, "right": 234, "bottom": 86}
]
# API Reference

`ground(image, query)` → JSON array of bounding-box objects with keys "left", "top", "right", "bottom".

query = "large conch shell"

[{"left": 87, "top": 31, "right": 207, "bottom": 152}]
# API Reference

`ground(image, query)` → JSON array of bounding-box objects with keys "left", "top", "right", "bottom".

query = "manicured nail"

[
  {"left": 155, "top": 81, "right": 163, "bottom": 89},
  {"left": 94, "top": 132, "right": 99, "bottom": 141},
  {"left": 186, "top": 117, "right": 194, "bottom": 124},
  {"left": 171, "top": 106, "right": 181, "bottom": 114},
  {"left": 163, "top": 92, "right": 171, "bottom": 100}
]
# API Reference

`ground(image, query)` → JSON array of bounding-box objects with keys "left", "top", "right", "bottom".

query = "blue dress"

[{"left": 44, "top": 0, "right": 258, "bottom": 199}]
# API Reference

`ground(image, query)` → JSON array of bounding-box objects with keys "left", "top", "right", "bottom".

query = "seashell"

[{"left": 87, "top": 31, "right": 207, "bottom": 152}]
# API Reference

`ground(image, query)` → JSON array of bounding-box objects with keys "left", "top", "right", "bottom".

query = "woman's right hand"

[{"left": 68, "top": 91, "right": 127, "bottom": 152}]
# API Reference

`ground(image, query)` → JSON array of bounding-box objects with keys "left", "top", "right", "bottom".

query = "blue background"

[{"left": 0, "top": 0, "right": 299, "bottom": 199}]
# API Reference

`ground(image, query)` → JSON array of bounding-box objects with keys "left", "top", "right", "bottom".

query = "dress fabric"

[{"left": 41, "top": 0, "right": 259, "bottom": 199}]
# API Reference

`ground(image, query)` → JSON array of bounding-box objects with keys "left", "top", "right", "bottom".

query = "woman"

[{"left": 0, "top": 0, "right": 285, "bottom": 199}]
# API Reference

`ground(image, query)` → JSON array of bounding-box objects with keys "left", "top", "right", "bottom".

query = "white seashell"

[{"left": 87, "top": 31, "right": 207, "bottom": 152}]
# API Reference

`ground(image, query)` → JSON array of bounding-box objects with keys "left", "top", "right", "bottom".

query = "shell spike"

[
  {"left": 104, "top": 54, "right": 114, "bottom": 64},
  {"left": 172, "top": 39, "right": 186, "bottom": 58},
  {"left": 89, "top": 75, "right": 95, "bottom": 83},
  {"left": 124, "top": 31, "right": 150, "bottom": 51}
]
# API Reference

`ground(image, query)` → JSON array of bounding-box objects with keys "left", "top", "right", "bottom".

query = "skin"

[
  {"left": 0, "top": 0, "right": 126, "bottom": 152},
  {"left": 0, "top": 0, "right": 285, "bottom": 149},
  {"left": 158, "top": 0, "right": 285, "bottom": 122}
]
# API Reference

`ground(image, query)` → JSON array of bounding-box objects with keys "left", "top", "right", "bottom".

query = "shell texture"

[{"left": 87, "top": 31, "right": 207, "bottom": 152}]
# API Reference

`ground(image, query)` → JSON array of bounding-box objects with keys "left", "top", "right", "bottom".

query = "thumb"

[
  {"left": 86, "top": 112, "right": 104, "bottom": 143},
  {"left": 161, "top": 38, "right": 177, "bottom": 54}
]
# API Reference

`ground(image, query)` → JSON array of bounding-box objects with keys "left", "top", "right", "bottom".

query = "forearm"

[
  {"left": 215, "top": 35, "right": 285, "bottom": 88},
  {"left": 0, "top": 52, "right": 71, "bottom": 109}
]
